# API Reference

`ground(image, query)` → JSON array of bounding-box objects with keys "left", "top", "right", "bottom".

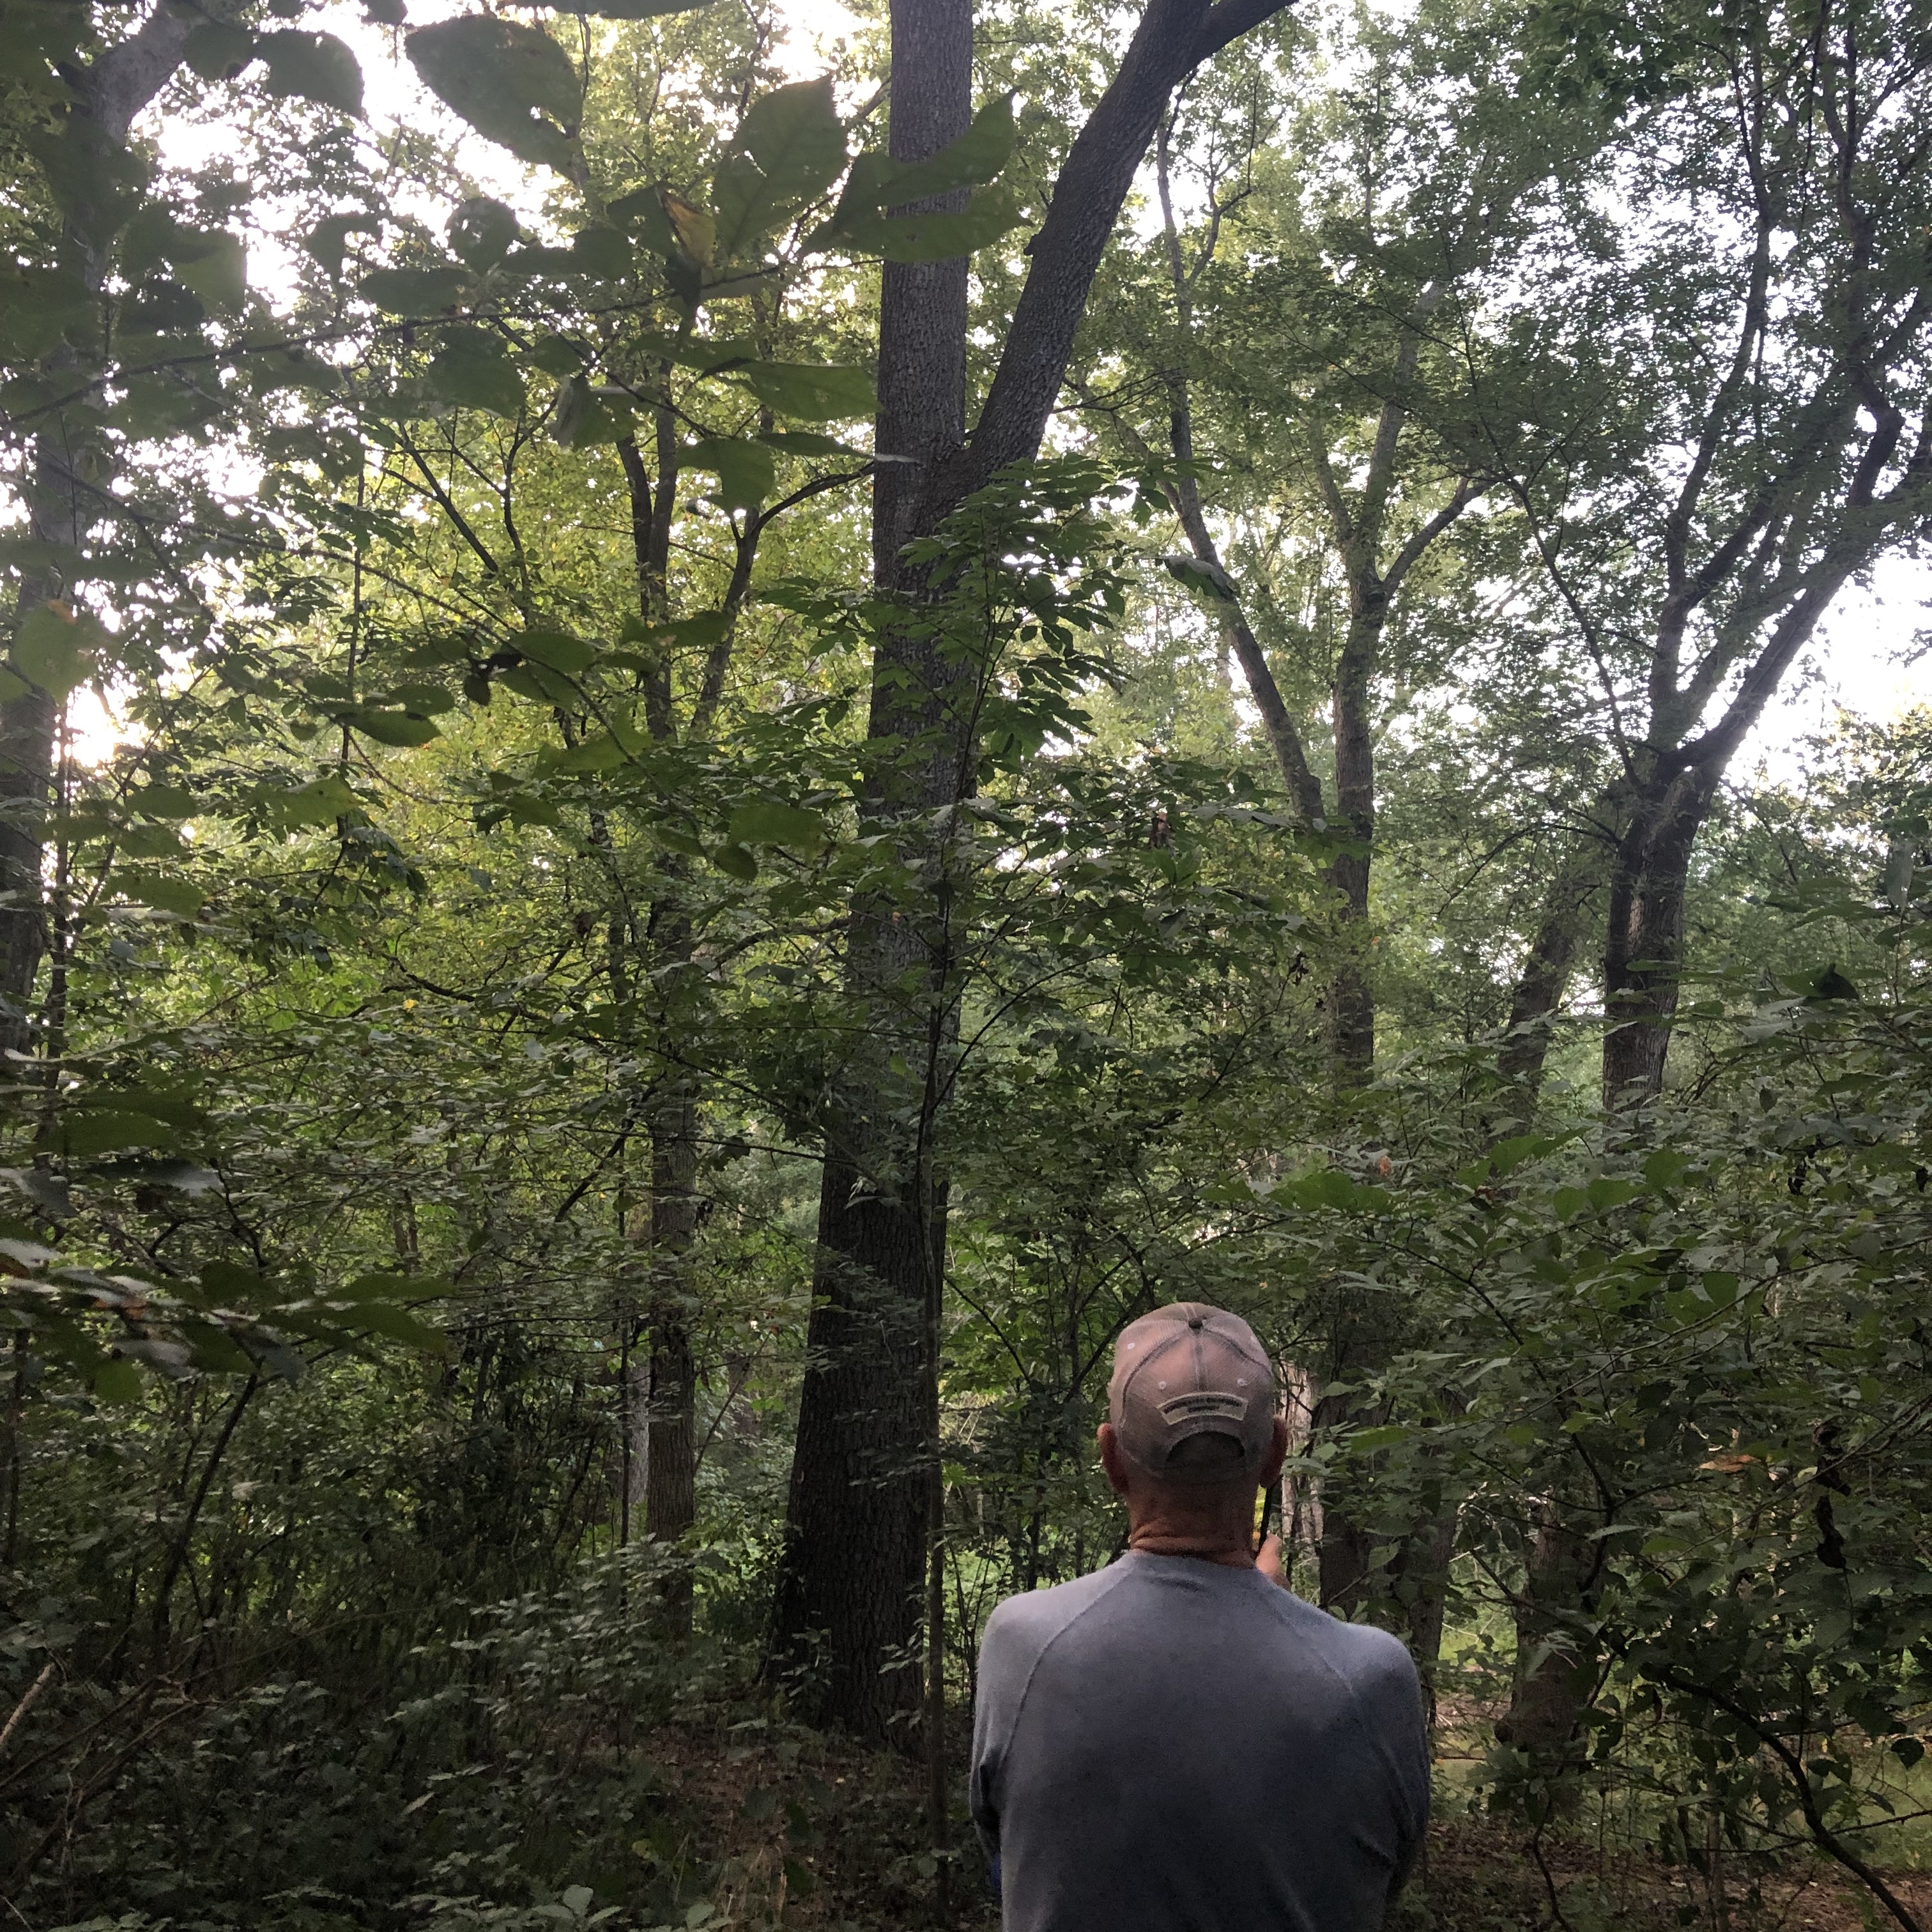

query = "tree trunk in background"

[
  {"left": 645, "top": 1062, "right": 700, "bottom": 1625},
  {"left": 1496, "top": 838, "right": 1608, "bottom": 1128},
  {"left": 1326, "top": 604, "right": 1383, "bottom": 1080},
  {"left": 771, "top": 0, "right": 1296, "bottom": 1735},
  {"left": 1600, "top": 765, "right": 1719, "bottom": 1106},
  {"left": 1310, "top": 1383, "right": 1379, "bottom": 1611},
  {"left": 769, "top": 0, "right": 973, "bottom": 1735},
  {"left": 1496, "top": 1485, "right": 1604, "bottom": 1770},
  {"left": 3, "top": 10, "right": 194, "bottom": 1056}
]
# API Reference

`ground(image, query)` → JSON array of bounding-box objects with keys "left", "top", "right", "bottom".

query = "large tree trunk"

[
  {"left": 615, "top": 429, "right": 709, "bottom": 1622},
  {"left": 1496, "top": 1481, "right": 1604, "bottom": 1775},
  {"left": 767, "top": 0, "right": 972, "bottom": 1734},
  {"left": 770, "top": 0, "right": 1295, "bottom": 1735},
  {"left": 645, "top": 1060, "right": 700, "bottom": 1619},
  {"left": 1600, "top": 765, "right": 1717, "bottom": 1107},
  {"left": 1309, "top": 1278, "right": 1399, "bottom": 1613}
]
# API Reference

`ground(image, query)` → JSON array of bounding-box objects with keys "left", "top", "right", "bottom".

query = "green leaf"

[
  {"left": 183, "top": 22, "right": 255, "bottom": 82},
  {"left": 406, "top": 15, "right": 579, "bottom": 172},
  {"left": 339, "top": 707, "right": 442, "bottom": 747},
  {"left": 1586, "top": 1176, "right": 1641, "bottom": 1213},
  {"left": 732, "top": 360, "right": 875, "bottom": 422},
  {"left": 183, "top": 1326, "right": 259, "bottom": 1377},
  {"left": 868, "top": 95, "right": 1017, "bottom": 210},
  {"left": 0, "top": 263, "right": 91, "bottom": 362},
  {"left": 608, "top": 187, "right": 680, "bottom": 256},
  {"left": 528, "top": 334, "right": 583, "bottom": 376},
  {"left": 728, "top": 799, "right": 827, "bottom": 847},
  {"left": 26, "top": 116, "right": 148, "bottom": 247},
  {"left": 110, "top": 822, "right": 183, "bottom": 859},
  {"left": 569, "top": 226, "right": 633, "bottom": 277},
  {"left": 49, "top": 1110, "right": 176, "bottom": 1156},
  {"left": 119, "top": 202, "right": 174, "bottom": 280},
  {"left": 499, "top": 243, "right": 579, "bottom": 279},
  {"left": 14, "top": 602, "right": 107, "bottom": 698},
  {"left": 91, "top": 1355, "right": 143, "bottom": 1404},
  {"left": 554, "top": 733, "right": 628, "bottom": 772},
  {"left": 358, "top": 266, "right": 469, "bottom": 314},
  {"left": 256, "top": 29, "right": 364, "bottom": 116},
  {"left": 759, "top": 429, "right": 866, "bottom": 457},
  {"left": 684, "top": 437, "right": 774, "bottom": 509},
  {"left": 820, "top": 96, "right": 1018, "bottom": 250},
  {"left": 172, "top": 231, "right": 249, "bottom": 312},
  {"left": 871, "top": 185, "right": 1023, "bottom": 263},
  {"left": 1275, "top": 1169, "right": 1390, "bottom": 1213},
  {"left": 1348, "top": 1424, "right": 1414, "bottom": 1453},
  {"left": 304, "top": 213, "right": 378, "bottom": 280},
  {"left": 498, "top": 663, "right": 577, "bottom": 706},
  {"left": 426, "top": 326, "right": 524, "bottom": 417},
  {"left": 512, "top": 0, "right": 712, "bottom": 13},
  {"left": 261, "top": 775, "right": 359, "bottom": 826},
  {"left": 201, "top": 1260, "right": 272, "bottom": 1303},
  {"left": 382, "top": 683, "right": 455, "bottom": 716},
  {"left": 713, "top": 78, "right": 845, "bottom": 261},
  {"left": 700, "top": 268, "right": 776, "bottom": 303},
  {"left": 549, "top": 374, "right": 623, "bottom": 446},
  {"left": 448, "top": 196, "right": 520, "bottom": 268},
  {"left": 516, "top": 629, "right": 597, "bottom": 675},
  {"left": 340, "top": 1271, "right": 450, "bottom": 1305},
  {"left": 118, "top": 871, "right": 204, "bottom": 919},
  {"left": 111, "top": 1087, "right": 208, "bottom": 1131},
  {"left": 709, "top": 841, "right": 757, "bottom": 880},
  {"left": 336, "top": 1298, "right": 447, "bottom": 1351}
]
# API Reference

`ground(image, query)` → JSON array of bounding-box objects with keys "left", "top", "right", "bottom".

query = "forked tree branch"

[{"left": 928, "top": 0, "right": 1292, "bottom": 521}]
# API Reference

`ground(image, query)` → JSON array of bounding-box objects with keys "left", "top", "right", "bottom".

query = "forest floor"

[
  {"left": 618, "top": 1700, "right": 1932, "bottom": 1932},
  {"left": 638, "top": 1708, "right": 1932, "bottom": 1932}
]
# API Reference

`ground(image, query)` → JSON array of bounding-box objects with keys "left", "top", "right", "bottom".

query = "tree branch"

[
  {"left": 931, "top": 0, "right": 1291, "bottom": 516},
  {"left": 1381, "top": 472, "right": 1483, "bottom": 601}
]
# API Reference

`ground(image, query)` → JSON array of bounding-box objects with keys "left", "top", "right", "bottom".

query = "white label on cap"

[{"left": 1158, "top": 1392, "right": 1246, "bottom": 1425}]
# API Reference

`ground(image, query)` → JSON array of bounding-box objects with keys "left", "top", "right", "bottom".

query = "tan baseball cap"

[{"left": 1107, "top": 1301, "right": 1276, "bottom": 1485}]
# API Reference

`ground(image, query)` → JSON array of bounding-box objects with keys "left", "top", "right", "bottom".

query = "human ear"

[{"left": 1259, "top": 1414, "right": 1290, "bottom": 1489}]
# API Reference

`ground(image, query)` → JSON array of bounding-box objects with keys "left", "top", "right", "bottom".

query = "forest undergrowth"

[{"left": 11, "top": 1567, "right": 1928, "bottom": 1932}]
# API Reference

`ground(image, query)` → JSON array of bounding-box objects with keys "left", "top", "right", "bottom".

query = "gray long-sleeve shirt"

[{"left": 969, "top": 1552, "right": 1430, "bottom": 1932}]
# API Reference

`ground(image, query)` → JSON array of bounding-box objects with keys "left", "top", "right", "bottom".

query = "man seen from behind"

[{"left": 969, "top": 1301, "right": 1430, "bottom": 1932}]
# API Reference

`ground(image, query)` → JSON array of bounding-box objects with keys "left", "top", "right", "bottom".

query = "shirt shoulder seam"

[
  {"left": 990, "top": 1563, "right": 1138, "bottom": 1758},
  {"left": 1269, "top": 1600, "right": 1424, "bottom": 1834}
]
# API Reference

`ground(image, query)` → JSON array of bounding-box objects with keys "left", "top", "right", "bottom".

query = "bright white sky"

[{"left": 98, "top": 0, "right": 1927, "bottom": 780}]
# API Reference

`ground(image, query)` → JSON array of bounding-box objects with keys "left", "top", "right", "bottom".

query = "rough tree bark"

[
  {"left": 1494, "top": 1485, "right": 1605, "bottom": 1766},
  {"left": 1494, "top": 836, "right": 1610, "bottom": 1128},
  {"left": 770, "top": 0, "right": 1298, "bottom": 1735},
  {"left": 770, "top": 0, "right": 974, "bottom": 1736},
  {"left": 613, "top": 434, "right": 703, "bottom": 1615}
]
